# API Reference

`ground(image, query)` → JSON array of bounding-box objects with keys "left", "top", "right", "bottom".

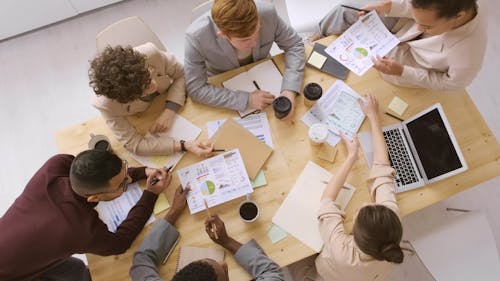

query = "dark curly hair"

[
  {"left": 89, "top": 46, "right": 151, "bottom": 103},
  {"left": 172, "top": 260, "right": 218, "bottom": 281}
]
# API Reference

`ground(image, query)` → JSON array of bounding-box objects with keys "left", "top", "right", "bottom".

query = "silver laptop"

[{"left": 359, "top": 103, "right": 467, "bottom": 193}]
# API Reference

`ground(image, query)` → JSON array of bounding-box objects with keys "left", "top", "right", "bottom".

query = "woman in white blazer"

[{"left": 315, "top": 0, "right": 487, "bottom": 91}]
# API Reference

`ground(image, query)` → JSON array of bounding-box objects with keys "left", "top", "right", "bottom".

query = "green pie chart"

[
  {"left": 200, "top": 181, "right": 216, "bottom": 196},
  {"left": 354, "top": 47, "right": 368, "bottom": 59}
]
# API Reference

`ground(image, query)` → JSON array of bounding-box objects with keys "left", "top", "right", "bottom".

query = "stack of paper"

[
  {"left": 96, "top": 183, "right": 155, "bottom": 232},
  {"left": 272, "top": 161, "right": 356, "bottom": 252},
  {"left": 177, "top": 149, "right": 254, "bottom": 214}
]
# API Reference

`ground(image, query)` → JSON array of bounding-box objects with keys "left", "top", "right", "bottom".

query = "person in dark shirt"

[{"left": 0, "top": 149, "right": 172, "bottom": 281}]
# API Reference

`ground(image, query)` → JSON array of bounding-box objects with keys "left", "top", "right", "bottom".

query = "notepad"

[
  {"left": 307, "top": 43, "right": 349, "bottom": 80},
  {"left": 176, "top": 246, "right": 225, "bottom": 272},
  {"left": 272, "top": 161, "right": 356, "bottom": 252},
  {"left": 211, "top": 119, "right": 273, "bottom": 179},
  {"left": 222, "top": 59, "right": 283, "bottom": 117}
]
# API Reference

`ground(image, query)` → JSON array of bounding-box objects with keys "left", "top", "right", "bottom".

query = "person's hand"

[
  {"left": 185, "top": 140, "right": 214, "bottom": 158},
  {"left": 248, "top": 90, "right": 275, "bottom": 110},
  {"left": 357, "top": 94, "right": 380, "bottom": 120},
  {"left": 164, "top": 185, "right": 190, "bottom": 225},
  {"left": 359, "top": 0, "right": 392, "bottom": 16},
  {"left": 145, "top": 167, "right": 172, "bottom": 195},
  {"left": 372, "top": 55, "right": 404, "bottom": 76},
  {"left": 340, "top": 132, "right": 359, "bottom": 159},
  {"left": 280, "top": 90, "right": 296, "bottom": 121},
  {"left": 205, "top": 214, "right": 230, "bottom": 245},
  {"left": 150, "top": 108, "right": 176, "bottom": 134}
]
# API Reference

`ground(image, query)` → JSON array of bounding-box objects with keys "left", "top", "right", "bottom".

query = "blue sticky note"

[
  {"left": 251, "top": 170, "right": 267, "bottom": 188},
  {"left": 267, "top": 224, "right": 288, "bottom": 244}
]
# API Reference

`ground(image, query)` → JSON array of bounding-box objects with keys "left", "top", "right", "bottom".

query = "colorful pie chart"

[{"left": 200, "top": 180, "right": 216, "bottom": 196}]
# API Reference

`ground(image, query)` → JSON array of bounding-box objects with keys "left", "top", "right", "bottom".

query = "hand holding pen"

[{"left": 146, "top": 165, "right": 173, "bottom": 195}]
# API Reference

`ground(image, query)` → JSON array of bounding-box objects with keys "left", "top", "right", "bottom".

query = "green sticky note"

[
  {"left": 251, "top": 170, "right": 267, "bottom": 189},
  {"left": 267, "top": 224, "right": 288, "bottom": 244}
]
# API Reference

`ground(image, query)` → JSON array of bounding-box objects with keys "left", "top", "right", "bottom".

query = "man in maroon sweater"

[{"left": 0, "top": 150, "right": 175, "bottom": 281}]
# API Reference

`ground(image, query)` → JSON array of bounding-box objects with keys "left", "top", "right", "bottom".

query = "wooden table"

[{"left": 55, "top": 37, "right": 500, "bottom": 281}]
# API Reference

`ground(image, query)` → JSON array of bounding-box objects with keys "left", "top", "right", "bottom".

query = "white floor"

[{"left": 0, "top": 0, "right": 498, "bottom": 280}]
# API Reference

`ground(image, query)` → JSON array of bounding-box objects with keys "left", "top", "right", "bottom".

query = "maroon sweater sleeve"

[
  {"left": 86, "top": 190, "right": 158, "bottom": 255},
  {"left": 128, "top": 166, "right": 147, "bottom": 182}
]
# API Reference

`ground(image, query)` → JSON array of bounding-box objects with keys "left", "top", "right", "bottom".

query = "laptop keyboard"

[{"left": 383, "top": 129, "right": 420, "bottom": 190}]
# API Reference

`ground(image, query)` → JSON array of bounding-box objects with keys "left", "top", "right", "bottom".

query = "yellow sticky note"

[
  {"left": 154, "top": 193, "right": 171, "bottom": 215},
  {"left": 308, "top": 51, "right": 327, "bottom": 69},
  {"left": 388, "top": 96, "right": 408, "bottom": 116}
]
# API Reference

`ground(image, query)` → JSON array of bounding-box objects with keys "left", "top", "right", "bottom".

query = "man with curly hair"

[
  {"left": 89, "top": 42, "right": 213, "bottom": 157},
  {"left": 130, "top": 214, "right": 283, "bottom": 281}
]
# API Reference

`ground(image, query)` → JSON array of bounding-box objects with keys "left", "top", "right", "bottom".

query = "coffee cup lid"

[
  {"left": 273, "top": 96, "right": 292, "bottom": 113},
  {"left": 304, "top": 83, "right": 322, "bottom": 101}
]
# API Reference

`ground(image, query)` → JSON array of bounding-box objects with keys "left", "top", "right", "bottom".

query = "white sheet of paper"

[
  {"left": 130, "top": 115, "right": 201, "bottom": 168},
  {"left": 301, "top": 80, "right": 365, "bottom": 144},
  {"left": 325, "top": 11, "right": 399, "bottom": 76},
  {"left": 177, "top": 149, "right": 254, "bottom": 214},
  {"left": 222, "top": 60, "right": 282, "bottom": 117},
  {"left": 206, "top": 112, "right": 273, "bottom": 148},
  {"left": 95, "top": 183, "right": 155, "bottom": 233},
  {"left": 272, "top": 161, "right": 356, "bottom": 252}
]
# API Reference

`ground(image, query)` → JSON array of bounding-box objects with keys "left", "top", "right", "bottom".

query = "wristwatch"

[{"left": 180, "top": 140, "right": 187, "bottom": 152}]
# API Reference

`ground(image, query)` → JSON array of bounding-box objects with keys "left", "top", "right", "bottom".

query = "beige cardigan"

[
  {"left": 381, "top": 0, "right": 487, "bottom": 91},
  {"left": 315, "top": 164, "right": 400, "bottom": 281},
  {"left": 92, "top": 42, "right": 186, "bottom": 156}
]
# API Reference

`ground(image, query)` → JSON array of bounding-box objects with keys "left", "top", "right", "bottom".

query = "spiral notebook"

[{"left": 176, "top": 246, "right": 225, "bottom": 272}]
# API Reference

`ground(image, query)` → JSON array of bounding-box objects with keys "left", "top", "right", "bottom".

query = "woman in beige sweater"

[{"left": 314, "top": 95, "right": 404, "bottom": 281}]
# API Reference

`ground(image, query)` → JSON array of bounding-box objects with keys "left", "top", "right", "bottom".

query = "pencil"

[
  {"left": 385, "top": 111, "right": 405, "bottom": 122},
  {"left": 212, "top": 149, "right": 226, "bottom": 152},
  {"left": 203, "top": 199, "right": 219, "bottom": 239},
  {"left": 341, "top": 4, "right": 370, "bottom": 13}
]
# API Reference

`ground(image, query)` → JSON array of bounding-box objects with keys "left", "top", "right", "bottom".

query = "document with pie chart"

[
  {"left": 325, "top": 11, "right": 399, "bottom": 76},
  {"left": 177, "top": 149, "right": 253, "bottom": 214}
]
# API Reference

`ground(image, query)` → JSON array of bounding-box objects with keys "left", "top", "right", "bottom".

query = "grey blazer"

[
  {"left": 184, "top": 1, "right": 305, "bottom": 112},
  {"left": 129, "top": 220, "right": 283, "bottom": 281}
]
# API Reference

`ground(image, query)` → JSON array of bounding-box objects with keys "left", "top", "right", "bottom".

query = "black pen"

[
  {"left": 341, "top": 4, "right": 370, "bottom": 13},
  {"left": 385, "top": 111, "right": 404, "bottom": 122},
  {"left": 252, "top": 80, "right": 261, "bottom": 90},
  {"left": 212, "top": 149, "right": 226, "bottom": 152},
  {"left": 151, "top": 165, "right": 173, "bottom": 186},
  {"left": 166, "top": 165, "right": 174, "bottom": 173},
  {"left": 150, "top": 177, "right": 160, "bottom": 186}
]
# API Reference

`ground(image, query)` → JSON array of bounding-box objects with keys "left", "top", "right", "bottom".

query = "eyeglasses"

[{"left": 117, "top": 160, "right": 130, "bottom": 192}]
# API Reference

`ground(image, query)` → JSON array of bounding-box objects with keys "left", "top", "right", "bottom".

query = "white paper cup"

[{"left": 308, "top": 123, "right": 328, "bottom": 146}]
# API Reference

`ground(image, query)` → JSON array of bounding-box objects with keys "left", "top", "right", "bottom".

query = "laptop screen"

[{"left": 405, "top": 108, "right": 463, "bottom": 180}]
